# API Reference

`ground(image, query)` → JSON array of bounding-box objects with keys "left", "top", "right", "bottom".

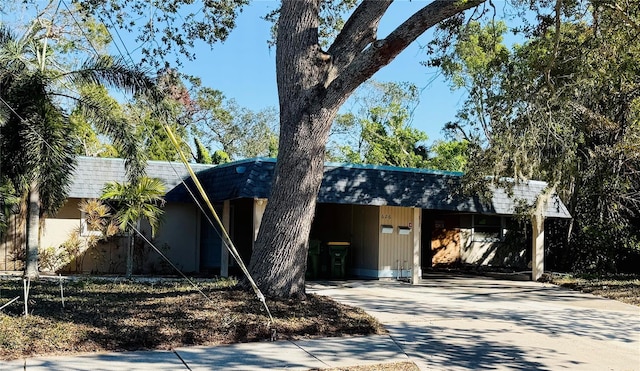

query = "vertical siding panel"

[{"left": 378, "top": 206, "right": 415, "bottom": 277}]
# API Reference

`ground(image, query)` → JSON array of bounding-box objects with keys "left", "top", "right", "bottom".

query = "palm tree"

[
  {"left": 100, "top": 177, "right": 165, "bottom": 278},
  {"left": 0, "top": 28, "right": 78, "bottom": 276},
  {"left": 0, "top": 24, "right": 158, "bottom": 277}
]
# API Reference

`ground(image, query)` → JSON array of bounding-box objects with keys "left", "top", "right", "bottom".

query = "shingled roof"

[
  {"left": 165, "top": 158, "right": 571, "bottom": 218},
  {"left": 68, "top": 156, "right": 215, "bottom": 199}
]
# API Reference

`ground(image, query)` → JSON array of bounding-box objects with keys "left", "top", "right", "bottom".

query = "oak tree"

[
  {"left": 248, "top": 0, "right": 487, "bottom": 297},
  {"left": 75, "top": 0, "right": 489, "bottom": 297}
]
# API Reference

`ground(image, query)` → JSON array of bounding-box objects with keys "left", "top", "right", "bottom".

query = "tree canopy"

[
  {"left": 329, "top": 81, "right": 469, "bottom": 171},
  {"left": 433, "top": 1, "right": 640, "bottom": 272}
]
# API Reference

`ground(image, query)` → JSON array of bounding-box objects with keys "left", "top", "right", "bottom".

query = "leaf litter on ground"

[{"left": 0, "top": 276, "right": 385, "bottom": 361}]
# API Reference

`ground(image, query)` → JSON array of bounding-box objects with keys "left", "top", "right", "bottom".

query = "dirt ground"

[{"left": 0, "top": 277, "right": 384, "bottom": 360}]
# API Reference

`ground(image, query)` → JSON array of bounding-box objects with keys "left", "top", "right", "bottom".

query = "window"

[
  {"left": 80, "top": 211, "right": 104, "bottom": 237},
  {"left": 472, "top": 215, "right": 504, "bottom": 242}
]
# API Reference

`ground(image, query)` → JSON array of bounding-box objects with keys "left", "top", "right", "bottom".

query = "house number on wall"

[{"left": 381, "top": 214, "right": 392, "bottom": 220}]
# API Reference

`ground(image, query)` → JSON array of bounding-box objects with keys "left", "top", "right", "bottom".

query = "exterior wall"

[
  {"left": 459, "top": 215, "right": 529, "bottom": 268},
  {"left": 423, "top": 213, "right": 462, "bottom": 267},
  {"left": 37, "top": 199, "right": 201, "bottom": 274},
  {"left": 200, "top": 204, "right": 224, "bottom": 272},
  {"left": 40, "top": 198, "right": 125, "bottom": 274},
  {"left": 378, "top": 205, "right": 415, "bottom": 278},
  {"left": 153, "top": 203, "right": 200, "bottom": 273},
  {"left": 431, "top": 228, "right": 461, "bottom": 265},
  {"left": 41, "top": 199, "right": 82, "bottom": 254},
  {"left": 350, "top": 205, "right": 379, "bottom": 278}
]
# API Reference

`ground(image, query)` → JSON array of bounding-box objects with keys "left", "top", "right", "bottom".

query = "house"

[
  {"left": 0, "top": 156, "right": 214, "bottom": 274},
  {"left": 166, "top": 157, "right": 570, "bottom": 281},
  {"left": 0, "top": 156, "right": 571, "bottom": 281}
]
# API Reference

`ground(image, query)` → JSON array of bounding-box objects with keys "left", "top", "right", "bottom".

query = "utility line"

[
  {"left": 100, "top": 12, "right": 137, "bottom": 67},
  {"left": 124, "top": 217, "right": 214, "bottom": 303},
  {"left": 0, "top": 96, "right": 61, "bottom": 158},
  {"left": 60, "top": 0, "right": 102, "bottom": 58},
  {"left": 163, "top": 125, "right": 274, "bottom": 324},
  {"left": 97, "top": 7, "right": 273, "bottom": 316}
]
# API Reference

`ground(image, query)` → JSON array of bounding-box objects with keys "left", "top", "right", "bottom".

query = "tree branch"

[
  {"left": 569, "top": 101, "right": 618, "bottom": 131},
  {"left": 603, "top": 1, "right": 640, "bottom": 33},
  {"left": 327, "top": 0, "right": 393, "bottom": 72},
  {"left": 326, "top": 0, "right": 487, "bottom": 107}
]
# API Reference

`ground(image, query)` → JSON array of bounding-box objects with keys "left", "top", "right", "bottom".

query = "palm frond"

[
  {"left": 1, "top": 70, "right": 74, "bottom": 202},
  {"left": 100, "top": 177, "right": 165, "bottom": 236},
  {"left": 64, "top": 56, "right": 159, "bottom": 99},
  {"left": 0, "top": 25, "right": 13, "bottom": 45},
  {"left": 0, "top": 23, "right": 41, "bottom": 74},
  {"left": 75, "top": 85, "right": 147, "bottom": 181}
]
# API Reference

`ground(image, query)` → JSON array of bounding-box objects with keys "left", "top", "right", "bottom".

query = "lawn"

[
  {"left": 544, "top": 273, "right": 640, "bottom": 306},
  {"left": 0, "top": 277, "right": 385, "bottom": 361}
]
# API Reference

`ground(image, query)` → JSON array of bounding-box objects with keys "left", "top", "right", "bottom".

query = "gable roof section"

[
  {"left": 68, "top": 156, "right": 215, "bottom": 199},
  {"left": 164, "top": 158, "right": 275, "bottom": 202},
  {"left": 166, "top": 158, "right": 571, "bottom": 218}
]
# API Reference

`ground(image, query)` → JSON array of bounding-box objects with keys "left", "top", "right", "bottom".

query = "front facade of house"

[
  {"left": 0, "top": 156, "right": 570, "bottom": 281},
  {"left": 167, "top": 158, "right": 570, "bottom": 281},
  {"left": 0, "top": 157, "right": 213, "bottom": 274}
]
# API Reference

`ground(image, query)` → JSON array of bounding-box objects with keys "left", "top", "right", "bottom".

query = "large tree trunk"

[
  {"left": 248, "top": 0, "right": 339, "bottom": 298},
  {"left": 25, "top": 181, "right": 40, "bottom": 278},
  {"left": 249, "top": 0, "right": 486, "bottom": 298}
]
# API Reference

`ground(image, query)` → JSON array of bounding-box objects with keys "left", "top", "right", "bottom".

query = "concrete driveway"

[{"left": 307, "top": 274, "right": 640, "bottom": 371}]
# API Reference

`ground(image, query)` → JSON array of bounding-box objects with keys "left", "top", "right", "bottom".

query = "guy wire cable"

[
  {"left": 163, "top": 124, "right": 274, "bottom": 325},
  {"left": 6, "top": 5, "right": 276, "bottom": 330}
]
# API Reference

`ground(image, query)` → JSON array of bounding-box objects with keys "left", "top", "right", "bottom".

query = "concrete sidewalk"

[{"left": 0, "top": 334, "right": 409, "bottom": 371}]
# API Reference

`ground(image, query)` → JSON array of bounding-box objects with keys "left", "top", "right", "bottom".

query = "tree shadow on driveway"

[{"left": 309, "top": 277, "right": 640, "bottom": 370}]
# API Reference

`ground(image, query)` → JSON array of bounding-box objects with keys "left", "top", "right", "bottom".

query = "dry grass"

[
  {"left": 317, "top": 362, "right": 420, "bottom": 370},
  {"left": 544, "top": 273, "right": 640, "bottom": 306},
  {"left": 0, "top": 277, "right": 385, "bottom": 361}
]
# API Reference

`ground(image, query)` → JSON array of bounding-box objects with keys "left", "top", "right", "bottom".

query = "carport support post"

[
  {"left": 252, "top": 199, "right": 267, "bottom": 249},
  {"left": 220, "top": 200, "right": 231, "bottom": 278},
  {"left": 412, "top": 208, "right": 421, "bottom": 284},
  {"left": 531, "top": 214, "right": 544, "bottom": 281}
]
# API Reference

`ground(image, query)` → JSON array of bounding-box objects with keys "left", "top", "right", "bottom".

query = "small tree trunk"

[
  {"left": 125, "top": 220, "right": 141, "bottom": 278},
  {"left": 126, "top": 231, "right": 134, "bottom": 278},
  {"left": 25, "top": 181, "right": 40, "bottom": 278}
]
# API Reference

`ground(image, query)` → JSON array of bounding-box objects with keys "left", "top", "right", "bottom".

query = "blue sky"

[
  {"left": 1, "top": 0, "right": 483, "bottom": 143},
  {"left": 177, "top": 1, "right": 469, "bottom": 143},
  {"left": 2, "top": 0, "right": 527, "bottom": 144}
]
